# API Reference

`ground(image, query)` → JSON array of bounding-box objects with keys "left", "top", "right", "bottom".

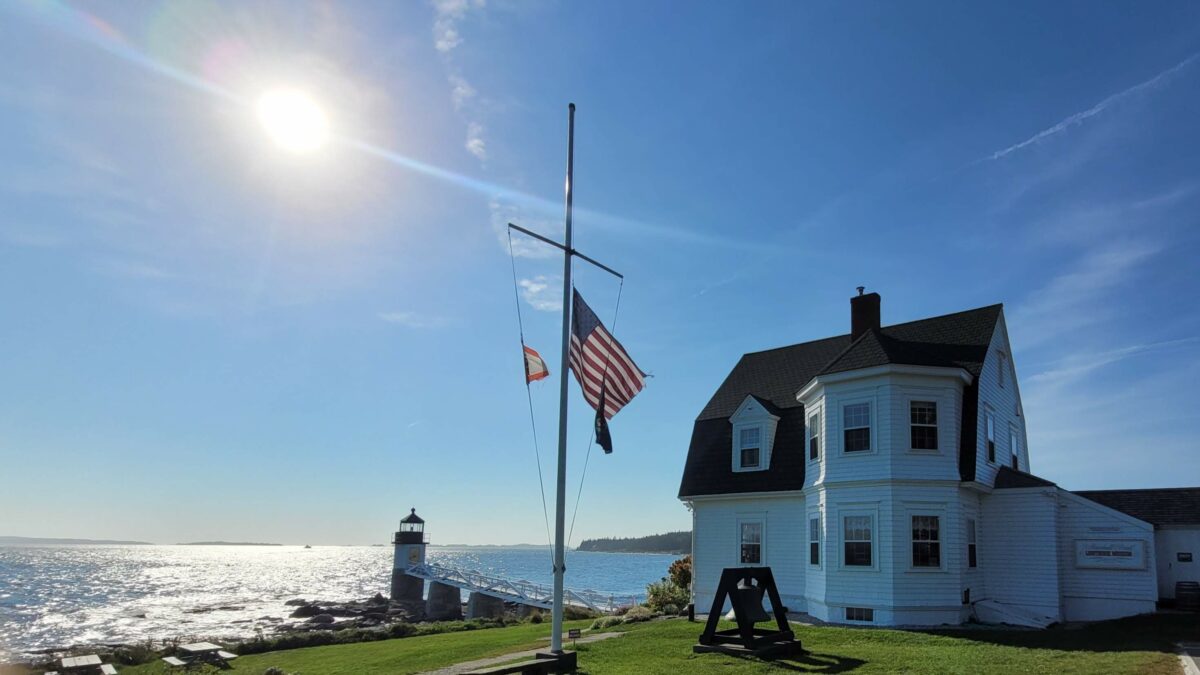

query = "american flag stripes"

[{"left": 568, "top": 289, "right": 645, "bottom": 422}]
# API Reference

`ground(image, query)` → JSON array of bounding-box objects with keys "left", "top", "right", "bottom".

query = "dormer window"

[
  {"left": 730, "top": 396, "right": 779, "bottom": 473},
  {"left": 739, "top": 427, "right": 762, "bottom": 469}
]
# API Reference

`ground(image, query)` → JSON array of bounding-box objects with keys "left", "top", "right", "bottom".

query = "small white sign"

[{"left": 1074, "top": 539, "right": 1145, "bottom": 570}]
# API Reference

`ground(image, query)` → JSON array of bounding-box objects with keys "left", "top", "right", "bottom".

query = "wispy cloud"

[
  {"left": 490, "top": 199, "right": 562, "bottom": 259},
  {"left": 1026, "top": 338, "right": 1200, "bottom": 389},
  {"left": 94, "top": 259, "right": 175, "bottom": 281},
  {"left": 979, "top": 52, "right": 1198, "bottom": 163},
  {"left": 378, "top": 311, "right": 450, "bottom": 328},
  {"left": 1010, "top": 239, "right": 1159, "bottom": 348},
  {"left": 430, "top": 0, "right": 489, "bottom": 165},
  {"left": 518, "top": 275, "right": 562, "bottom": 312}
]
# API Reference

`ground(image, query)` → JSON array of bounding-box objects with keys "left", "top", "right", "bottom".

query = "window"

[
  {"left": 739, "top": 521, "right": 762, "bottom": 564},
  {"left": 986, "top": 411, "right": 996, "bottom": 463},
  {"left": 1009, "top": 428, "right": 1020, "bottom": 470},
  {"left": 809, "top": 517, "right": 821, "bottom": 566},
  {"left": 808, "top": 412, "right": 821, "bottom": 461},
  {"left": 998, "top": 352, "right": 1007, "bottom": 388},
  {"left": 843, "top": 403, "right": 871, "bottom": 452},
  {"left": 910, "top": 401, "right": 938, "bottom": 450},
  {"left": 845, "top": 607, "right": 874, "bottom": 622},
  {"left": 843, "top": 515, "right": 873, "bottom": 566},
  {"left": 966, "top": 518, "right": 978, "bottom": 568},
  {"left": 739, "top": 427, "right": 761, "bottom": 469},
  {"left": 912, "top": 515, "right": 941, "bottom": 567}
]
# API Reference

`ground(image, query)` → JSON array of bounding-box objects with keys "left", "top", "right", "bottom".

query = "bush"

[
  {"left": 644, "top": 578, "right": 690, "bottom": 613},
  {"left": 527, "top": 611, "right": 543, "bottom": 624},
  {"left": 623, "top": 605, "right": 655, "bottom": 623},
  {"left": 590, "top": 615, "right": 625, "bottom": 630},
  {"left": 668, "top": 555, "right": 692, "bottom": 590}
]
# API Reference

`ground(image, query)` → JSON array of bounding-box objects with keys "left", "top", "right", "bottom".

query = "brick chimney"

[{"left": 851, "top": 287, "right": 881, "bottom": 341}]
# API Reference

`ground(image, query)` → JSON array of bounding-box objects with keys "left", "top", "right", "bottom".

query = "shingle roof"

[
  {"left": 680, "top": 304, "right": 1003, "bottom": 498},
  {"left": 993, "top": 466, "right": 1057, "bottom": 489},
  {"left": 1074, "top": 488, "right": 1200, "bottom": 527}
]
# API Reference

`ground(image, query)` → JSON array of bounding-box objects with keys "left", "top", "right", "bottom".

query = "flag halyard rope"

[{"left": 507, "top": 229, "right": 555, "bottom": 562}]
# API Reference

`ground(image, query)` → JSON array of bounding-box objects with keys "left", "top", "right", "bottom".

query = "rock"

[
  {"left": 284, "top": 599, "right": 309, "bottom": 606},
  {"left": 370, "top": 593, "right": 388, "bottom": 605},
  {"left": 290, "top": 604, "right": 323, "bottom": 618},
  {"left": 309, "top": 614, "right": 335, "bottom": 625}
]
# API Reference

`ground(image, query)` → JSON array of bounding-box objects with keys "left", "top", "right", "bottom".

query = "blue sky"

[{"left": 1, "top": 1, "right": 1198, "bottom": 546}]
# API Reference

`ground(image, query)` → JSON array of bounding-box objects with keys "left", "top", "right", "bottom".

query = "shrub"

[
  {"left": 590, "top": 615, "right": 624, "bottom": 630},
  {"left": 644, "top": 578, "right": 690, "bottom": 613},
  {"left": 623, "top": 605, "right": 655, "bottom": 623},
  {"left": 668, "top": 555, "right": 692, "bottom": 590},
  {"left": 527, "top": 611, "right": 543, "bottom": 624}
]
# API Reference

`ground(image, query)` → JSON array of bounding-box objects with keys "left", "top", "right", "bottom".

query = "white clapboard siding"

[
  {"left": 974, "top": 313, "right": 1030, "bottom": 487},
  {"left": 1056, "top": 491, "right": 1157, "bottom": 621},
  {"left": 690, "top": 496, "right": 807, "bottom": 614},
  {"left": 979, "top": 487, "right": 1061, "bottom": 620}
]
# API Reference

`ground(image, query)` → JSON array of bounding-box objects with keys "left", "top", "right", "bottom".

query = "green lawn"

[{"left": 120, "top": 612, "right": 1197, "bottom": 674}]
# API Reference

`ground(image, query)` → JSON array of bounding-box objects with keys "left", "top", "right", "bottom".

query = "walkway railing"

[{"left": 405, "top": 562, "right": 638, "bottom": 613}]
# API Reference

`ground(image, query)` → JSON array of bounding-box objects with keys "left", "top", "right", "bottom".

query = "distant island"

[
  {"left": 179, "top": 541, "right": 282, "bottom": 546},
  {"left": 0, "top": 536, "right": 153, "bottom": 545},
  {"left": 577, "top": 531, "right": 690, "bottom": 554}
]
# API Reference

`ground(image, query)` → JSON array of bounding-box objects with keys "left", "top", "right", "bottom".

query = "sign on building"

[{"left": 1074, "top": 539, "right": 1146, "bottom": 570}]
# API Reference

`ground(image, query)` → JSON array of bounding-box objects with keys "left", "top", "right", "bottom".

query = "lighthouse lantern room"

[{"left": 391, "top": 508, "right": 427, "bottom": 603}]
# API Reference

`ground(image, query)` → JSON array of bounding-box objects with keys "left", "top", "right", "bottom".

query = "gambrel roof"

[{"left": 679, "top": 304, "right": 1003, "bottom": 498}]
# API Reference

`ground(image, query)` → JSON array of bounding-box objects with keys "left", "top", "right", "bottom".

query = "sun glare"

[{"left": 256, "top": 88, "right": 330, "bottom": 154}]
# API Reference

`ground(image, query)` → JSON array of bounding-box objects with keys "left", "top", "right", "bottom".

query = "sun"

[{"left": 256, "top": 88, "right": 330, "bottom": 154}]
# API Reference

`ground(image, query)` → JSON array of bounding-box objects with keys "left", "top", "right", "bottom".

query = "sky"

[{"left": 1, "top": 1, "right": 1198, "bottom": 546}]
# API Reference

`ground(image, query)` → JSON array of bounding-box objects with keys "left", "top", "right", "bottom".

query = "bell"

[{"left": 730, "top": 580, "right": 771, "bottom": 624}]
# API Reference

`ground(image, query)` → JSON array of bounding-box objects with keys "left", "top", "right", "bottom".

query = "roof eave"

[{"left": 796, "top": 364, "right": 974, "bottom": 403}]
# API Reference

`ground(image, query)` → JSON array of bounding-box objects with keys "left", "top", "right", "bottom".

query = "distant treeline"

[{"left": 577, "top": 531, "right": 690, "bottom": 554}]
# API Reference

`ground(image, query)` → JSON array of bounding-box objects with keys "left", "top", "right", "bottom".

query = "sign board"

[
  {"left": 1179, "top": 552, "right": 1193, "bottom": 563},
  {"left": 1074, "top": 539, "right": 1146, "bottom": 570},
  {"left": 568, "top": 628, "right": 581, "bottom": 639}
]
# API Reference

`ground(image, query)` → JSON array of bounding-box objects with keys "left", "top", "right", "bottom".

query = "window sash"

[
  {"left": 808, "top": 413, "right": 820, "bottom": 460},
  {"left": 1009, "top": 429, "right": 1019, "bottom": 469},
  {"left": 740, "top": 427, "right": 761, "bottom": 448},
  {"left": 912, "top": 516, "right": 941, "bottom": 568},
  {"left": 843, "top": 403, "right": 871, "bottom": 452},
  {"left": 740, "top": 522, "right": 762, "bottom": 564},
  {"left": 967, "top": 519, "right": 978, "bottom": 568},
  {"left": 740, "top": 447, "right": 760, "bottom": 468},
  {"left": 843, "top": 515, "right": 873, "bottom": 566},
  {"left": 910, "top": 401, "right": 938, "bottom": 450},
  {"left": 986, "top": 412, "right": 996, "bottom": 462},
  {"left": 809, "top": 517, "right": 821, "bottom": 565}
]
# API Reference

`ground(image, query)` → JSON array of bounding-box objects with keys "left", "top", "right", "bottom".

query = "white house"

[{"left": 678, "top": 291, "right": 1194, "bottom": 627}]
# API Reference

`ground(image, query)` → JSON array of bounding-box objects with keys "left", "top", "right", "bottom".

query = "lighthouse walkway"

[{"left": 405, "top": 562, "right": 638, "bottom": 614}]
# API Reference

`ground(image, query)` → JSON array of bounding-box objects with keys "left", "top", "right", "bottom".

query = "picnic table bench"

[
  {"left": 47, "top": 654, "right": 117, "bottom": 675},
  {"left": 161, "top": 642, "right": 238, "bottom": 670}
]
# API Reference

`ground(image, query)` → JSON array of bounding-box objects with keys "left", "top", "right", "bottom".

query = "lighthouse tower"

[{"left": 390, "top": 508, "right": 427, "bottom": 603}]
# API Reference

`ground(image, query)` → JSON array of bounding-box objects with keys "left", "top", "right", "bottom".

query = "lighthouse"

[{"left": 390, "top": 508, "right": 427, "bottom": 603}]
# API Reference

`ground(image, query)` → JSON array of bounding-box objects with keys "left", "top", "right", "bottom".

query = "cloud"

[
  {"left": 979, "top": 52, "right": 1198, "bottom": 163},
  {"left": 1009, "top": 239, "right": 1159, "bottom": 348},
  {"left": 490, "top": 199, "right": 563, "bottom": 259},
  {"left": 466, "top": 122, "right": 487, "bottom": 160},
  {"left": 518, "top": 275, "right": 562, "bottom": 312},
  {"left": 1025, "top": 338, "right": 1200, "bottom": 390},
  {"left": 94, "top": 259, "right": 175, "bottom": 280},
  {"left": 449, "top": 74, "right": 476, "bottom": 109},
  {"left": 432, "top": 0, "right": 480, "bottom": 53},
  {"left": 377, "top": 311, "right": 450, "bottom": 328}
]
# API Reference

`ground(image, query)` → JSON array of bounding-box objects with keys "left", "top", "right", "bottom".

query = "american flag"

[{"left": 568, "top": 289, "right": 645, "bottom": 421}]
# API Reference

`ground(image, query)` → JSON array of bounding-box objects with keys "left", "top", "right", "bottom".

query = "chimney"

[{"left": 850, "top": 287, "right": 881, "bottom": 341}]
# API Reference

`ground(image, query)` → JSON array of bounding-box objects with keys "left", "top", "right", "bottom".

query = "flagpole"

[{"left": 550, "top": 102, "right": 575, "bottom": 655}]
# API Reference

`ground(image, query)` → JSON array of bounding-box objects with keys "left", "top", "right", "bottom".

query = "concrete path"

[
  {"left": 1179, "top": 643, "right": 1200, "bottom": 675},
  {"left": 417, "top": 632, "right": 623, "bottom": 675}
]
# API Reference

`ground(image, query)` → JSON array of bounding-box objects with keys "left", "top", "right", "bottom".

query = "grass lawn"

[
  {"left": 116, "top": 612, "right": 1199, "bottom": 674},
  {"left": 120, "top": 620, "right": 594, "bottom": 675}
]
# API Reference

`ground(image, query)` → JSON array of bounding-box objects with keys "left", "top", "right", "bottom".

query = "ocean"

[{"left": 0, "top": 544, "right": 679, "bottom": 661}]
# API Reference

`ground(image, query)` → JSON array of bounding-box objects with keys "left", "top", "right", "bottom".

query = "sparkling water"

[{"left": 0, "top": 545, "right": 679, "bottom": 660}]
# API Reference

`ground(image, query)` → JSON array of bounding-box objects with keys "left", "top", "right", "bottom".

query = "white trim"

[
  {"left": 733, "top": 423, "right": 765, "bottom": 472},
  {"left": 904, "top": 395, "right": 943, "bottom": 455},
  {"left": 797, "top": 363, "right": 973, "bottom": 401},
  {"left": 905, "top": 505, "right": 948, "bottom": 572}
]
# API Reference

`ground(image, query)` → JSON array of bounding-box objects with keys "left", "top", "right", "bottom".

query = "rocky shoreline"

[{"left": 14, "top": 593, "right": 569, "bottom": 669}]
